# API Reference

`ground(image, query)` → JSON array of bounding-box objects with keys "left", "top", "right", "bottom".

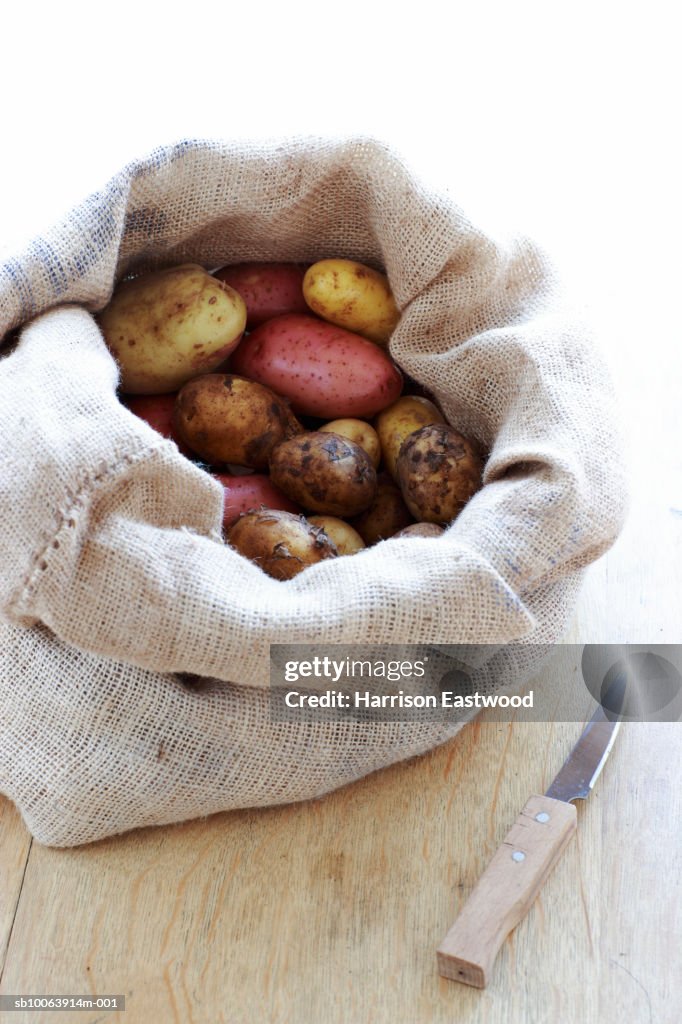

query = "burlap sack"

[{"left": 0, "top": 137, "right": 627, "bottom": 846}]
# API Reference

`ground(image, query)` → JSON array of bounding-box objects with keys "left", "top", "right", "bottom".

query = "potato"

[
  {"left": 230, "top": 314, "right": 403, "bottom": 418},
  {"left": 123, "top": 392, "right": 194, "bottom": 458},
  {"left": 349, "top": 474, "right": 414, "bottom": 545},
  {"left": 374, "top": 395, "right": 445, "bottom": 482},
  {"left": 173, "top": 374, "right": 302, "bottom": 468},
  {"left": 318, "top": 418, "right": 381, "bottom": 468},
  {"left": 213, "top": 472, "right": 302, "bottom": 531},
  {"left": 100, "top": 264, "right": 247, "bottom": 394},
  {"left": 302, "top": 259, "right": 399, "bottom": 346},
  {"left": 269, "top": 431, "right": 377, "bottom": 516},
  {"left": 308, "top": 516, "right": 366, "bottom": 556},
  {"left": 213, "top": 262, "right": 308, "bottom": 328},
  {"left": 396, "top": 424, "right": 483, "bottom": 524},
  {"left": 393, "top": 523, "right": 445, "bottom": 539},
  {"left": 227, "top": 509, "right": 337, "bottom": 580}
]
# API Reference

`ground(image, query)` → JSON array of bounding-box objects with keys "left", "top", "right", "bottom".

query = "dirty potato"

[
  {"left": 374, "top": 395, "right": 445, "bottom": 482},
  {"left": 308, "top": 516, "right": 366, "bottom": 556},
  {"left": 173, "top": 374, "right": 302, "bottom": 468},
  {"left": 227, "top": 509, "right": 337, "bottom": 580},
  {"left": 100, "top": 264, "right": 247, "bottom": 394},
  {"left": 318, "top": 418, "right": 381, "bottom": 468},
  {"left": 396, "top": 424, "right": 483, "bottom": 524},
  {"left": 349, "top": 473, "right": 414, "bottom": 545},
  {"left": 269, "top": 431, "right": 377, "bottom": 516}
]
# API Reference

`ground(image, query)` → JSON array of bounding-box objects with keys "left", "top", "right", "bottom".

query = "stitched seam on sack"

[{"left": 8, "top": 441, "right": 169, "bottom": 618}]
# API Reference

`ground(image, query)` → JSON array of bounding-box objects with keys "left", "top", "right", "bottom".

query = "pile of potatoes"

[{"left": 100, "top": 259, "right": 484, "bottom": 580}]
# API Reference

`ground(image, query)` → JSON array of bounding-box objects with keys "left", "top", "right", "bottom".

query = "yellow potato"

[
  {"left": 374, "top": 395, "right": 445, "bottom": 482},
  {"left": 100, "top": 264, "right": 247, "bottom": 394},
  {"left": 318, "top": 418, "right": 381, "bottom": 468},
  {"left": 308, "top": 516, "right": 366, "bottom": 556},
  {"left": 302, "top": 259, "right": 399, "bottom": 346}
]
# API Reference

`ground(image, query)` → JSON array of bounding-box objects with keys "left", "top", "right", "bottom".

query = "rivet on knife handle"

[{"left": 436, "top": 794, "right": 577, "bottom": 988}]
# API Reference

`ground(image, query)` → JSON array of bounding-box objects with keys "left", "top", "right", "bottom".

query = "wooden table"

[{"left": 1, "top": 311, "right": 680, "bottom": 1024}]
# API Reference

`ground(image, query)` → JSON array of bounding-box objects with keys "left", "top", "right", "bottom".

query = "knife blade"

[{"left": 436, "top": 677, "right": 625, "bottom": 988}]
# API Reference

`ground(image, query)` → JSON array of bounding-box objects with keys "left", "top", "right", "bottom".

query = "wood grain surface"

[{"left": 1, "top": 290, "right": 680, "bottom": 1024}]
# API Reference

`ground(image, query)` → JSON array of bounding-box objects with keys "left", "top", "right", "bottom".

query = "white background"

[
  {"left": 1, "top": 0, "right": 680, "bottom": 460},
  {"left": 1, "top": 2, "right": 678, "bottom": 265}
]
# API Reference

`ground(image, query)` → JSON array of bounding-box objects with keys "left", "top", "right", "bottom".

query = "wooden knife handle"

[{"left": 437, "top": 794, "right": 577, "bottom": 988}]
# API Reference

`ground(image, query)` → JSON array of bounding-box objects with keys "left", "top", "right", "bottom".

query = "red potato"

[
  {"left": 124, "top": 392, "right": 194, "bottom": 458},
  {"left": 213, "top": 263, "right": 309, "bottom": 329},
  {"left": 213, "top": 473, "right": 302, "bottom": 532},
  {"left": 230, "top": 314, "right": 403, "bottom": 418}
]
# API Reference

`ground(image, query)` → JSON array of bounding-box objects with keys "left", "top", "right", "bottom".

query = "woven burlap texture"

[{"left": 0, "top": 138, "right": 627, "bottom": 846}]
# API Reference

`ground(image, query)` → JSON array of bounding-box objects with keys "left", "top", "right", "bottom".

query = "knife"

[{"left": 436, "top": 679, "right": 625, "bottom": 988}]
